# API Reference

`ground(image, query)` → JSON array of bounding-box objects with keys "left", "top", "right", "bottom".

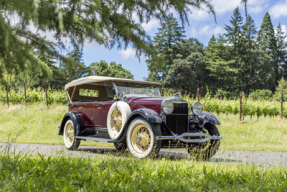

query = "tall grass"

[{"left": 0, "top": 144, "right": 286, "bottom": 192}]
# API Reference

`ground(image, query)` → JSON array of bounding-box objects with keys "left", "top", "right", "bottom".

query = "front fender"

[
  {"left": 200, "top": 111, "right": 221, "bottom": 125},
  {"left": 129, "top": 108, "right": 162, "bottom": 123},
  {"left": 58, "top": 112, "right": 85, "bottom": 136},
  {"left": 113, "top": 108, "right": 162, "bottom": 143}
]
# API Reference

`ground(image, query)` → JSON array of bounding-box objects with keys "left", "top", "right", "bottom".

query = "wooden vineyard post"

[
  {"left": 185, "top": 90, "right": 187, "bottom": 99},
  {"left": 44, "top": 81, "right": 48, "bottom": 107},
  {"left": 239, "top": 92, "right": 242, "bottom": 121},
  {"left": 6, "top": 86, "right": 9, "bottom": 108},
  {"left": 220, "top": 94, "right": 221, "bottom": 101},
  {"left": 282, "top": 92, "right": 284, "bottom": 118},
  {"left": 23, "top": 80, "right": 26, "bottom": 106},
  {"left": 161, "top": 85, "right": 164, "bottom": 97},
  {"left": 197, "top": 88, "right": 200, "bottom": 102}
]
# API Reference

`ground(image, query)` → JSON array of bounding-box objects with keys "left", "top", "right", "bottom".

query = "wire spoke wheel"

[
  {"left": 63, "top": 119, "right": 80, "bottom": 150},
  {"left": 131, "top": 125, "right": 152, "bottom": 154},
  {"left": 126, "top": 118, "right": 162, "bottom": 158},
  {"left": 110, "top": 109, "right": 122, "bottom": 134}
]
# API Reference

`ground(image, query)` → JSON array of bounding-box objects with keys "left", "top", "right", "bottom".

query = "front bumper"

[{"left": 156, "top": 132, "right": 222, "bottom": 143}]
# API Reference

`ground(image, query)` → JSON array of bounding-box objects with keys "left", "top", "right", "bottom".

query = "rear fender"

[
  {"left": 113, "top": 108, "right": 162, "bottom": 143},
  {"left": 58, "top": 112, "right": 85, "bottom": 136}
]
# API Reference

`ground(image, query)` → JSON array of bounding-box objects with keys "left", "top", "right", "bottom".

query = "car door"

[{"left": 99, "top": 100, "right": 116, "bottom": 127}]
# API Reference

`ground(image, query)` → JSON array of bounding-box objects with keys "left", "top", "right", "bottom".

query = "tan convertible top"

[{"left": 64, "top": 76, "right": 161, "bottom": 90}]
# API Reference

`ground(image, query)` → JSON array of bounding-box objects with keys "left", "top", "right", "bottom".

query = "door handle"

[
  {"left": 98, "top": 107, "right": 101, "bottom": 109},
  {"left": 79, "top": 107, "right": 83, "bottom": 109}
]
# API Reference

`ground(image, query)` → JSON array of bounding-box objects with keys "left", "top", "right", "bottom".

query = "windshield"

[{"left": 116, "top": 84, "right": 161, "bottom": 97}]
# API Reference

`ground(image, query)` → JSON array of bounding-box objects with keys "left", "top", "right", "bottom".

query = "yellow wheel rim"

[
  {"left": 131, "top": 125, "right": 151, "bottom": 154},
  {"left": 65, "top": 123, "right": 74, "bottom": 146},
  {"left": 110, "top": 109, "right": 122, "bottom": 134}
]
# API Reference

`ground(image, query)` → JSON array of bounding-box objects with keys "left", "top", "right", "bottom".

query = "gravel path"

[{"left": 1, "top": 142, "right": 287, "bottom": 168}]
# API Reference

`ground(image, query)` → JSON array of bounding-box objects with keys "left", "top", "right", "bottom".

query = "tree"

[
  {"left": 257, "top": 12, "right": 278, "bottom": 89},
  {"left": 147, "top": 14, "right": 186, "bottom": 82},
  {"left": 0, "top": 0, "right": 216, "bottom": 80},
  {"left": 225, "top": 7, "right": 244, "bottom": 57},
  {"left": 164, "top": 52, "right": 205, "bottom": 94},
  {"left": 60, "top": 43, "right": 87, "bottom": 82},
  {"left": 275, "top": 23, "right": 287, "bottom": 79},
  {"left": 205, "top": 35, "right": 238, "bottom": 94},
  {"left": 164, "top": 38, "right": 205, "bottom": 93},
  {"left": 87, "top": 61, "right": 134, "bottom": 79},
  {"left": 241, "top": 15, "right": 257, "bottom": 95}
]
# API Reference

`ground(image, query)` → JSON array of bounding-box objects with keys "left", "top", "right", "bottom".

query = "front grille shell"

[{"left": 165, "top": 102, "right": 189, "bottom": 135}]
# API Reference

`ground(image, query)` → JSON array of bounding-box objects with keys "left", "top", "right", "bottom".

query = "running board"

[{"left": 75, "top": 136, "right": 114, "bottom": 143}]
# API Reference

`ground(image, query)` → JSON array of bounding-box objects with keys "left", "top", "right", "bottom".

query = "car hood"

[{"left": 128, "top": 96, "right": 187, "bottom": 114}]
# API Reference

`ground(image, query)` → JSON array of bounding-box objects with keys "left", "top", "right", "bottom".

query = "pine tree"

[
  {"left": 60, "top": 43, "right": 87, "bottom": 82},
  {"left": 241, "top": 15, "right": 257, "bottom": 95},
  {"left": 146, "top": 14, "right": 186, "bottom": 82},
  {"left": 0, "top": 0, "right": 216, "bottom": 82},
  {"left": 224, "top": 7, "right": 244, "bottom": 91},
  {"left": 225, "top": 7, "right": 244, "bottom": 57},
  {"left": 257, "top": 12, "right": 278, "bottom": 89},
  {"left": 275, "top": 23, "right": 287, "bottom": 78},
  {"left": 205, "top": 35, "right": 238, "bottom": 93}
]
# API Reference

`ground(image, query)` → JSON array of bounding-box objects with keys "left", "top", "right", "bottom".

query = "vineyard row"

[{"left": 0, "top": 89, "right": 285, "bottom": 118}]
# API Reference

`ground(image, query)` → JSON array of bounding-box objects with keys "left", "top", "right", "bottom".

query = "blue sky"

[{"left": 82, "top": 0, "right": 287, "bottom": 81}]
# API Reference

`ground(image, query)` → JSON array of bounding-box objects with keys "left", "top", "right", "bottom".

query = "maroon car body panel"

[{"left": 69, "top": 97, "right": 166, "bottom": 128}]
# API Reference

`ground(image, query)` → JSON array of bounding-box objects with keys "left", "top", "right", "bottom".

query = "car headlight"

[
  {"left": 191, "top": 102, "right": 203, "bottom": 116},
  {"left": 162, "top": 100, "right": 174, "bottom": 114}
]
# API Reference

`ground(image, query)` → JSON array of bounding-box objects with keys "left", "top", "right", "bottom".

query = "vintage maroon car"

[{"left": 58, "top": 76, "right": 222, "bottom": 159}]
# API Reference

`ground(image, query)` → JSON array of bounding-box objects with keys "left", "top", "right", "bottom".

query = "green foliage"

[
  {"left": 276, "top": 23, "right": 287, "bottom": 78},
  {"left": 164, "top": 52, "right": 206, "bottom": 94},
  {"left": 249, "top": 90, "right": 273, "bottom": 100},
  {"left": 147, "top": 14, "right": 186, "bottom": 82},
  {"left": 257, "top": 12, "right": 278, "bottom": 88},
  {"left": 1, "top": 152, "right": 287, "bottom": 191},
  {"left": 87, "top": 60, "right": 134, "bottom": 79}
]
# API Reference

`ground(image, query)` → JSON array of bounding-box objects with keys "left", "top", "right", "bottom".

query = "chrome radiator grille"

[{"left": 165, "top": 103, "right": 189, "bottom": 135}]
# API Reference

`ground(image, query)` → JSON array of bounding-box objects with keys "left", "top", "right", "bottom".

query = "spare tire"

[{"left": 107, "top": 101, "right": 131, "bottom": 140}]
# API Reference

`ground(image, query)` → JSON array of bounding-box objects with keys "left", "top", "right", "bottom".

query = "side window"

[{"left": 79, "top": 88, "right": 99, "bottom": 97}]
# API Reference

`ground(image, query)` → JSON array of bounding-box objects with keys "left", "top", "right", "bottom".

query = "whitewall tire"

[
  {"left": 107, "top": 101, "right": 131, "bottom": 140},
  {"left": 63, "top": 119, "right": 80, "bottom": 150},
  {"left": 126, "top": 118, "right": 161, "bottom": 158}
]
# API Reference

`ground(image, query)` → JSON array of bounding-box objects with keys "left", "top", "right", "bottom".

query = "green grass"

[
  {"left": 0, "top": 103, "right": 112, "bottom": 147},
  {"left": 0, "top": 149, "right": 286, "bottom": 192},
  {"left": 1, "top": 103, "right": 287, "bottom": 152}
]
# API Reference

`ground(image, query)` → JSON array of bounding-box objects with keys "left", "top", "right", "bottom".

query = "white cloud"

[
  {"left": 119, "top": 48, "right": 136, "bottom": 60},
  {"left": 141, "top": 19, "right": 160, "bottom": 32},
  {"left": 192, "top": 25, "right": 225, "bottom": 37},
  {"left": 269, "top": 0, "right": 287, "bottom": 18},
  {"left": 188, "top": 0, "right": 267, "bottom": 21},
  {"left": 213, "top": 0, "right": 241, "bottom": 15},
  {"left": 283, "top": 25, "right": 287, "bottom": 35}
]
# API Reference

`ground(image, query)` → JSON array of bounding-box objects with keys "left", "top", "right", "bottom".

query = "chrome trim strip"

[{"left": 156, "top": 132, "right": 222, "bottom": 143}]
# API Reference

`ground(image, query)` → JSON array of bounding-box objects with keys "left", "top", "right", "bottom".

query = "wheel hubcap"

[{"left": 131, "top": 125, "right": 151, "bottom": 153}]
